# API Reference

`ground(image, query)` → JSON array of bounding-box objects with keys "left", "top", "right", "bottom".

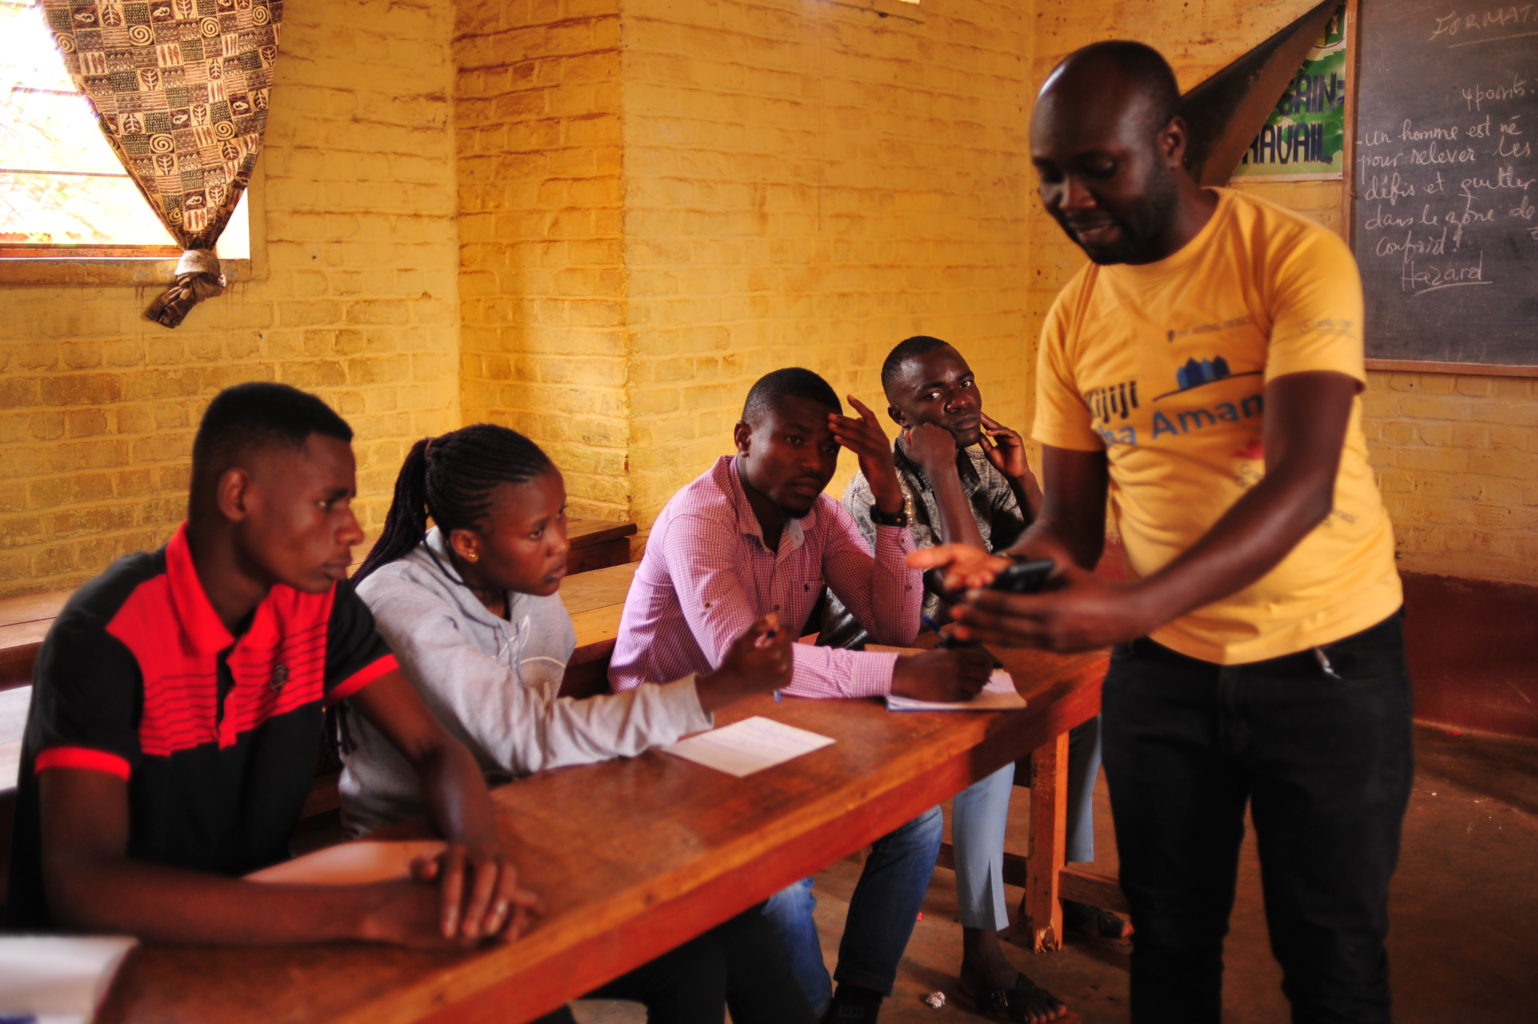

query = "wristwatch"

[{"left": 869, "top": 504, "right": 909, "bottom": 528}]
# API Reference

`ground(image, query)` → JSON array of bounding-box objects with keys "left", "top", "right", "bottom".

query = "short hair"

[
  {"left": 191, "top": 382, "right": 352, "bottom": 494},
  {"left": 1046, "top": 40, "right": 1181, "bottom": 138},
  {"left": 356, "top": 423, "right": 554, "bottom": 582},
  {"left": 880, "top": 335, "right": 954, "bottom": 396},
  {"left": 741, "top": 367, "right": 842, "bottom": 425}
]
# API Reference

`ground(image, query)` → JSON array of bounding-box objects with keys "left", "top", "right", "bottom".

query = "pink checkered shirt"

[{"left": 609, "top": 456, "right": 921, "bottom": 698}]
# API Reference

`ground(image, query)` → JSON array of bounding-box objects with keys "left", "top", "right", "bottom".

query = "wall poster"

[{"left": 1234, "top": 4, "right": 1348, "bottom": 181}]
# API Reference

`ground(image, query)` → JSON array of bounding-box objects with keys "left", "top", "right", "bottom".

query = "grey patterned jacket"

[{"left": 820, "top": 437, "right": 1028, "bottom": 650}]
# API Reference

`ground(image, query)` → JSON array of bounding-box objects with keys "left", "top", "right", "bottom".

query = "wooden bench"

[
  {"left": 0, "top": 590, "right": 67, "bottom": 692},
  {"left": 564, "top": 518, "right": 637, "bottom": 575}
]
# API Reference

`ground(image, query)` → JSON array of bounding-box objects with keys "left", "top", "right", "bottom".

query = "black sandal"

[
  {"left": 1062, "top": 898, "right": 1132, "bottom": 941},
  {"left": 958, "top": 971, "right": 1069, "bottom": 1023}
]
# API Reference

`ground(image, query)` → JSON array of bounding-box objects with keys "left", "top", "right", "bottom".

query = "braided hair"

[{"left": 356, "top": 423, "right": 554, "bottom": 582}]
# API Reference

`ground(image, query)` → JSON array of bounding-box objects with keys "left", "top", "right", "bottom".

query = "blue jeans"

[
  {"left": 762, "top": 805, "right": 944, "bottom": 1016},
  {"left": 1102, "top": 611, "right": 1413, "bottom": 1024}
]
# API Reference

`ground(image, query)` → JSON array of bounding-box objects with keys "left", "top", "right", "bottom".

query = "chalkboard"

[{"left": 1351, "top": 0, "right": 1538, "bottom": 371}]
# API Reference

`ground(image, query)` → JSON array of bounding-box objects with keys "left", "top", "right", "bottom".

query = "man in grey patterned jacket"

[{"left": 823, "top": 336, "right": 1121, "bottom": 1023}]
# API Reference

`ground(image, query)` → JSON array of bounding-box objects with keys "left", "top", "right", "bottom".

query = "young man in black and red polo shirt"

[{"left": 6, "top": 382, "right": 539, "bottom": 949}]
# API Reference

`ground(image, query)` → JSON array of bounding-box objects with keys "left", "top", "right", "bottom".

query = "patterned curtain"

[{"left": 39, "top": 0, "right": 283, "bottom": 327}]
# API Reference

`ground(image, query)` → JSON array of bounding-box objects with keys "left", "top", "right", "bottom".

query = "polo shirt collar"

[{"left": 164, "top": 522, "right": 236, "bottom": 654}]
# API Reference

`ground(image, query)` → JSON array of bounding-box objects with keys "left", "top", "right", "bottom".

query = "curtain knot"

[{"left": 146, "top": 248, "right": 227, "bottom": 328}]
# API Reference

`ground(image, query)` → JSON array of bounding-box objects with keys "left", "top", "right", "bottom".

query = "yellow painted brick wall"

[
  {"left": 623, "top": 0, "right": 1036, "bottom": 531},
  {"left": 1029, "top": 0, "right": 1538, "bottom": 584},
  {"left": 0, "top": 0, "right": 463, "bottom": 598},
  {"left": 6, "top": 0, "right": 1531, "bottom": 600},
  {"left": 454, "top": 0, "right": 630, "bottom": 519}
]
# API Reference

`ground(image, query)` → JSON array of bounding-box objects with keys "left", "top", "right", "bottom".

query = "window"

[{"left": 0, "top": 0, "right": 253, "bottom": 280}]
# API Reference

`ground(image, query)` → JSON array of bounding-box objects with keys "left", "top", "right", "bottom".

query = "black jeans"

[{"left": 1102, "top": 611, "right": 1414, "bottom": 1024}]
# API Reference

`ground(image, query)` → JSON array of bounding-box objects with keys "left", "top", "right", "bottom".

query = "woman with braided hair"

[{"left": 340, "top": 423, "right": 813, "bottom": 1024}]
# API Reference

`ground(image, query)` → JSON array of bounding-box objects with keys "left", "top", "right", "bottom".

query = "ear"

[
  {"left": 215, "top": 467, "right": 253, "bottom": 523},
  {"left": 732, "top": 421, "right": 751, "bottom": 455},
  {"left": 1161, "top": 115, "right": 1189, "bottom": 168},
  {"left": 887, "top": 403, "right": 910, "bottom": 429},
  {"left": 447, "top": 527, "right": 481, "bottom": 564}
]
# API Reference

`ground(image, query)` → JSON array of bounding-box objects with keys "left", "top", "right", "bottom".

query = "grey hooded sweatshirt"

[{"left": 338, "top": 528, "right": 711, "bottom": 835}]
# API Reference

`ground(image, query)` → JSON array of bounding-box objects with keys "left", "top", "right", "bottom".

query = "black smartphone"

[{"left": 989, "top": 558, "right": 1055, "bottom": 594}]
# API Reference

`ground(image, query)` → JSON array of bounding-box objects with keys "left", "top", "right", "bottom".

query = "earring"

[{"left": 466, "top": 552, "right": 479, "bottom": 563}]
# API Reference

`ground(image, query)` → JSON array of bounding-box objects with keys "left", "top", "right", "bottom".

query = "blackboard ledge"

[{"left": 1365, "top": 359, "right": 1538, "bottom": 380}]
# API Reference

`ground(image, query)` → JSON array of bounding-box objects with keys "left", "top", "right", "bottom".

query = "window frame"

[
  {"left": 0, "top": 167, "right": 264, "bottom": 287},
  {"left": 0, "top": 0, "right": 265, "bottom": 287}
]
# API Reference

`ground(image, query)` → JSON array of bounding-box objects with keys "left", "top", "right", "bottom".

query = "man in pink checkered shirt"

[{"left": 611, "top": 367, "right": 992, "bottom": 1023}]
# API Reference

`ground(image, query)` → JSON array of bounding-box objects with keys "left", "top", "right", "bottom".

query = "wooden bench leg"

[{"left": 1021, "top": 730, "right": 1068, "bottom": 952}]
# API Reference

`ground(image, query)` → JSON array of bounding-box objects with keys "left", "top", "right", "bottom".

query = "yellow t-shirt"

[{"left": 1033, "top": 188, "right": 1401, "bottom": 664}]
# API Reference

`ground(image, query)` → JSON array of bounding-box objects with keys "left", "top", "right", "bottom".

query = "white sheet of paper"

[
  {"left": 245, "top": 839, "right": 447, "bottom": 886},
  {"left": 884, "top": 669, "right": 1027, "bottom": 711},
  {"left": 0, "top": 933, "right": 137, "bottom": 1022},
  {"left": 661, "top": 715, "right": 835, "bottom": 777}
]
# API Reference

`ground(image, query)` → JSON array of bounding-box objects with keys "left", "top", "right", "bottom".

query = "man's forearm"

[
  {"left": 1129, "top": 370, "right": 1355, "bottom": 631},
  {"left": 46, "top": 856, "right": 405, "bottom": 946},
  {"left": 415, "top": 740, "right": 502, "bottom": 851},
  {"left": 1007, "top": 514, "right": 1103, "bottom": 571},
  {"left": 869, "top": 526, "right": 922, "bottom": 642},
  {"left": 1121, "top": 466, "right": 1331, "bottom": 631},
  {"left": 929, "top": 463, "right": 986, "bottom": 549},
  {"left": 1007, "top": 470, "right": 1043, "bottom": 522}
]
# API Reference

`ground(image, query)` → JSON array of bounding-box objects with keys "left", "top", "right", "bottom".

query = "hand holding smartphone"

[{"left": 987, "top": 557, "right": 1055, "bottom": 594}]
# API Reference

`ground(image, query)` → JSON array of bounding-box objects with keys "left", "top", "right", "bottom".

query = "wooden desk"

[
  {"left": 0, "top": 590, "right": 66, "bottom": 691},
  {"left": 563, "top": 518, "right": 636, "bottom": 575},
  {"left": 556, "top": 561, "right": 639, "bottom": 698},
  {"left": 97, "top": 644, "right": 1107, "bottom": 1024}
]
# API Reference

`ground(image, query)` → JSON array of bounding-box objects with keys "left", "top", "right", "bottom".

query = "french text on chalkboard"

[{"left": 1351, "top": 0, "right": 1538, "bottom": 368}]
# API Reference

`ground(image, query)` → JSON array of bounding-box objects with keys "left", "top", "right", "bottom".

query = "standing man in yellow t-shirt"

[{"left": 913, "top": 41, "right": 1412, "bottom": 1024}]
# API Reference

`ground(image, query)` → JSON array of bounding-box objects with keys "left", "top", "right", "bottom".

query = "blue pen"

[
  {"left": 765, "top": 623, "right": 782, "bottom": 703},
  {"left": 921, "top": 615, "right": 945, "bottom": 639}
]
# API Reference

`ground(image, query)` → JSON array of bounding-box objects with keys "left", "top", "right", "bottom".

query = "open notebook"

[
  {"left": 884, "top": 668, "right": 1027, "bottom": 711},
  {"left": 864, "top": 645, "right": 1028, "bottom": 711}
]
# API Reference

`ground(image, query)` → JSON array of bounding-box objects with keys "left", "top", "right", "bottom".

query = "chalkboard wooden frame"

[{"left": 1345, "top": 0, "right": 1538, "bottom": 378}]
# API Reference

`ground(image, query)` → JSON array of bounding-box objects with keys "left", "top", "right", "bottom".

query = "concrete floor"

[{"left": 573, "top": 722, "right": 1538, "bottom": 1023}]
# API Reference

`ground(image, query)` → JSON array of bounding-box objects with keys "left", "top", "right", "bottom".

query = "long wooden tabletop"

[{"left": 96, "top": 644, "right": 1106, "bottom": 1024}]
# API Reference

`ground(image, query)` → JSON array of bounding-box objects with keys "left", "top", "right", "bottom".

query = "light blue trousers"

[{"left": 952, "top": 715, "right": 1103, "bottom": 931}]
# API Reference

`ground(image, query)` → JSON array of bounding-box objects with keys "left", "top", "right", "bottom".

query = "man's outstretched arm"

[
  {"left": 37, "top": 764, "right": 518, "bottom": 948},
  {"left": 917, "top": 371, "right": 1356, "bottom": 652}
]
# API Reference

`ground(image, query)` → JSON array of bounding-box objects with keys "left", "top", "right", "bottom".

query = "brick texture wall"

[
  {"left": 455, "top": 0, "right": 631, "bottom": 520},
  {"left": 623, "top": 0, "right": 1035, "bottom": 526},
  {"left": 0, "top": 0, "right": 463, "bottom": 597},
  {"left": 4, "top": 0, "right": 1533, "bottom": 600}
]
